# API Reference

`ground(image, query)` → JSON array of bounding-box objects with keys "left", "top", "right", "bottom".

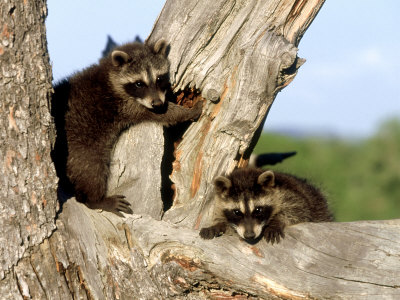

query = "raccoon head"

[
  {"left": 213, "top": 170, "right": 279, "bottom": 242},
  {"left": 109, "top": 39, "right": 170, "bottom": 110}
]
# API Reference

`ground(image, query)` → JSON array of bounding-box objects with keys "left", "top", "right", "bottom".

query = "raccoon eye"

[
  {"left": 134, "top": 81, "right": 145, "bottom": 88},
  {"left": 156, "top": 74, "right": 169, "bottom": 90},
  {"left": 233, "top": 209, "right": 243, "bottom": 217},
  {"left": 253, "top": 206, "right": 272, "bottom": 220},
  {"left": 156, "top": 74, "right": 168, "bottom": 82},
  {"left": 253, "top": 207, "right": 263, "bottom": 216}
]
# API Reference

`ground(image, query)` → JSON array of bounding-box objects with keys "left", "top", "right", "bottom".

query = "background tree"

[
  {"left": 0, "top": 0, "right": 58, "bottom": 282},
  {"left": 0, "top": 0, "right": 399, "bottom": 299}
]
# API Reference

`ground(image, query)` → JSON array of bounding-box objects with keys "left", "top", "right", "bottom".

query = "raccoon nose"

[
  {"left": 151, "top": 99, "right": 163, "bottom": 108},
  {"left": 244, "top": 231, "right": 256, "bottom": 240}
]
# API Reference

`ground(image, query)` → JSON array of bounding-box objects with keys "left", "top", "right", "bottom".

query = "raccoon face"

[
  {"left": 109, "top": 39, "right": 170, "bottom": 110},
  {"left": 214, "top": 170, "right": 277, "bottom": 242},
  {"left": 222, "top": 197, "right": 273, "bottom": 242},
  {"left": 121, "top": 72, "right": 170, "bottom": 109}
]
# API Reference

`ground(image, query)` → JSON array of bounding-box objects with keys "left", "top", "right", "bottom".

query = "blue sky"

[{"left": 46, "top": 0, "right": 400, "bottom": 138}]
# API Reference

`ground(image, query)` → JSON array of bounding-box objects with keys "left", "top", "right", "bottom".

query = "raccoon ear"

[
  {"left": 111, "top": 50, "right": 131, "bottom": 67},
  {"left": 152, "top": 39, "right": 169, "bottom": 56},
  {"left": 214, "top": 176, "right": 232, "bottom": 195},
  {"left": 258, "top": 170, "right": 275, "bottom": 188}
]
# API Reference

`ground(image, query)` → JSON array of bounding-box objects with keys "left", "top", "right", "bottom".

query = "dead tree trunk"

[{"left": 1, "top": 0, "right": 399, "bottom": 299}]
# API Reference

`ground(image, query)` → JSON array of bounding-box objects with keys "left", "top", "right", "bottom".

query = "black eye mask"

[{"left": 123, "top": 82, "right": 147, "bottom": 98}]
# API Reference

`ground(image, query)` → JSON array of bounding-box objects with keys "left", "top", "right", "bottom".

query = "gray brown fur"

[
  {"left": 51, "top": 40, "right": 202, "bottom": 216},
  {"left": 200, "top": 168, "right": 333, "bottom": 244}
]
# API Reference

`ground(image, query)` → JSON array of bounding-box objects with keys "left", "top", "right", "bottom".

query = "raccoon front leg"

[
  {"left": 67, "top": 148, "right": 133, "bottom": 216},
  {"left": 263, "top": 217, "right": 285, "bottom": 244},
  {"left": 151, "top": 101, "right": 203, "bottom": 126},
  {"left": 84, "top": 194, "right": 133, "bottom": 217},
  {"left": 199, "top": 222, "right": 227, "bottom": 239}
]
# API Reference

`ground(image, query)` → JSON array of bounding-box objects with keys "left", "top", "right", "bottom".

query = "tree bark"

[
  {"left": 1, "top": 0, "right": 400, "bottom": 299},
  {"left": 0, "top": 0, "right": 57, "bottom": 280}
]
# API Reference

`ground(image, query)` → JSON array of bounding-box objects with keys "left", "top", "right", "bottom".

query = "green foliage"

[{"left": 254, "top": 118, "right": 400, "bottom": 221}]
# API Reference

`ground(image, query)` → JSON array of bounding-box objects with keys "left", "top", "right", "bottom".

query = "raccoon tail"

[{"left": 249, "top": 151, "right": 296, "bottom": 167}]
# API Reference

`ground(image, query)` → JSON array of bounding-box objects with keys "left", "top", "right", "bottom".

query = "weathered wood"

[
  {"left": 130, "top": 215, "right": 400, "bottom": 299},
  {"left": 7, "top": 199, "right": 399, "bottom": 299},
  {"left": 108, "top": 0, "right": 322, "bottom": 224},
  {"left": 146, "top": 0, "right": 319, "bottom": 228},
  {"left": 108, "top": 123, "right": 164, "bottom": 219}
]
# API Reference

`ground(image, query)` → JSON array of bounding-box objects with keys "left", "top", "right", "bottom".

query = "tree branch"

[{"left": 22, "top": 200, "right": 400, "bottom": 299}]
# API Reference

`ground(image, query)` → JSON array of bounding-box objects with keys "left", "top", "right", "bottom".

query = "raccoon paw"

[
  {"left": 199, "top": 223, "right": 226, "bottom": 239},
  {"left": 98, "top": 195, "right": 133, "bottom": 217},
  {"left": 263, "top": 225, "right": 285, "bottom": 245}
]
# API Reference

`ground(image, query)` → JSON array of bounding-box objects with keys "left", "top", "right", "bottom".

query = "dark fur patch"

[
  {"left": 156, "top": 73, "right": 170, "bottom": 90},
  {"left": 252, "top": 205, "right": 272, "bottom": 222},
  {"left": 223, "top": 209, "right": 243, "bottom": 225},
  {"left": 226, "top": 168, "right": 268, "bottom": 200},
  {"left": 123, "top": 82, "right": 147, "bottom": 98}
]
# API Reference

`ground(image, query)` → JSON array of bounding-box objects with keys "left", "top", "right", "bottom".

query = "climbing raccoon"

[
  {"left": 51, "top": 39, "right": 202, "bottom": 216},
  {"left": 200, "top": 168, "right": 333, "bottom": 244}
]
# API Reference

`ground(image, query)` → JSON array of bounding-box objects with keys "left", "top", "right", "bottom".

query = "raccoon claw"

[
  {"left": 199, "top": 223, "right": 226, "bottom": 239},
  {"left": 263, "top": 227, "right": 285, "bottom": 245},
  {"left": 116, "top": 197, "right": 133, "bottom": 214},
  {"left": 102, "top": 195, "right": 133, "bottom": 217}
]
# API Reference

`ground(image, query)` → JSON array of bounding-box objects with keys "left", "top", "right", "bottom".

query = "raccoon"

[
  {"left": 200, "top": 168, "right": 333, "bottom": 244},
  {"left": 51, "top": 39, "right": 202, "bottom": 216}
]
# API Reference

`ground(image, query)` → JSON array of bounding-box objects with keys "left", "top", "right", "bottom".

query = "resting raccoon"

[
  {"left": 51, "top": 39, "right": 202, "bottom": 216},
  {"left": 200, "top": 168, "right": 333, "bottom": 244}
]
